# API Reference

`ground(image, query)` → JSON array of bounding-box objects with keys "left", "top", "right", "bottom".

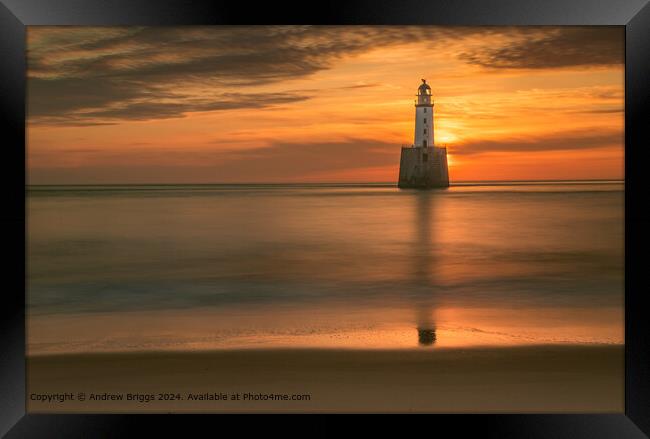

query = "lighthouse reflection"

[
  {"left": 417, "top": 328, "right": 437, "bottom": 346},
  {"left": 413, "top": 191, "right": 438, "bottom": 347}
]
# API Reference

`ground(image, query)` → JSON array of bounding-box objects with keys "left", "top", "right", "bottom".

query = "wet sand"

[{"left": 28, "top": 345, "right": 623, "bottom": 413}]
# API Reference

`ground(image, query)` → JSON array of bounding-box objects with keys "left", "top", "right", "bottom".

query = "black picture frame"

[{"left": 1, "top": 0, "right": 649, "bottom": 437}]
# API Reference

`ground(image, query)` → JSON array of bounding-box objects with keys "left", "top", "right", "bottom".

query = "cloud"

[
  {"left": 338, "top": 83, "right": 381, "bottom": 90},
  {"left": 27, "top": 73, "right": 310, "bottom": 125},
  {"left": 27, "top": 26, "right": 437, "bottom": 124},
  {"left": 28, "top": 128, "right": 624, "bottom": 184},
  {"left": 576, "top": 107, "right": 623, "bottom": 114},
  {"left": 218, "top": 138, "right": 397, "bottom": 176},
  {"left": 450, "top": 128, "right": 623, "bottom": 155},
  {"left": 460, "top": 26, "right": 623, "bottom": 69},
  {"left": 77, "top": 93, "right": 306, "bottom": 121},
  {"left": 28, "top": 138, "right": 400, "bottom": 184},
  {"left": 27, "top": 26, "right": 624, "bottom": 125}
]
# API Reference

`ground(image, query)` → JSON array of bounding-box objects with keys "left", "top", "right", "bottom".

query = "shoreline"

[
  {"left": 26, "top": 305, "right": 624, "bottom": 356},
  {"left": 28, "top": 344, "right": 623, "bottom": 413}
]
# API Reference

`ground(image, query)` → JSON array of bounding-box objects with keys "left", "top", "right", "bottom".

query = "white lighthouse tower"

[
  {"left": 397, "top": 79, "right": 449, "bottom": 188},
  {"left": 414, "top": 79, "right": 434, "bottom": 148}
]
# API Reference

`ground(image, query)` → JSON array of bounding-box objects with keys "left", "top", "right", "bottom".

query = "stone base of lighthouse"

[{"left": 398, "top": 146, "right": 449, "bottom": 188}]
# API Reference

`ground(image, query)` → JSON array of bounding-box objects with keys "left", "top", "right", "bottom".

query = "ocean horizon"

[{"left": 27, "top": 178, "right": 624, "bottom": 186}]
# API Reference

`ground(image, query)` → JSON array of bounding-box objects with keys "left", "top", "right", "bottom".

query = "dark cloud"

[
  {"left": 76, "top": 93, "right": 308, "bottom": 121},
  {"left": 451, "top": 128, "right": 623, "bottom": 155},
  {"left": 460, "top": 27, "right": 623, "bottom": 69},
  {"left": 27, "top": 74, "right": 309, "bottom": 124},
  {"left": 28, "top": 77, "right": 125, "bottom": 116},
  {"left": 28, "top": 26, "right": 439, "bottom": 124},
  {"left": 27, "top": 26, "right": 623, "bottom": 124}
]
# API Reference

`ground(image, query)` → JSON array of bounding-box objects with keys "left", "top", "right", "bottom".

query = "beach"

[{"left": 28, "top": 345, "right": 623, "bottom": 413}]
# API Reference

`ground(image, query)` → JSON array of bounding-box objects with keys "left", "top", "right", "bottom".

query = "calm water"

[{"left": 27, "top": 182, "right": 624, "bottom": 354}]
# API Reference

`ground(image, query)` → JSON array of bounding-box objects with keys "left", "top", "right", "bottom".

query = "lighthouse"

[
  {"left": 398, "top": 79, "right": 450, "bottom": 188},
  {"left": 414, "top": 79, "right": 434, "bottom": 148}
]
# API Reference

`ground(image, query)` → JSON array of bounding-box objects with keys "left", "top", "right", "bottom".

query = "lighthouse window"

[
  {"left": 424, "top": 108, "right": 427, "bottom": 113},
  {"left": 423, "top": 118, "right": 426, "bottom": 124},
  {"left": 424, "top": 128, "right": 427, "bottom": 134}
]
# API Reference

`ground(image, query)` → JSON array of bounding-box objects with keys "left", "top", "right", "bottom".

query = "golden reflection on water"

[
  {"left": 27, "top": 183, "right": 624, "bottom": 354},
  {"left": 413, "top": 191, "right": 437, "bottom": 346}
]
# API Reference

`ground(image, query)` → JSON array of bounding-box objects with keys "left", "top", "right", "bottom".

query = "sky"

[{"left": 26, "top": 26, "right": 624, "bottom": 184}]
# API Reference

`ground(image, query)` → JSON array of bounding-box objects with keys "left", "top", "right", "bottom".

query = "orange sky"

[{"left": 26, "top": 26, "right": 624, "bottom": 184}]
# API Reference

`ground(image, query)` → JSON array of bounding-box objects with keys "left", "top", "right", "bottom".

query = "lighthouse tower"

[
  {"left": 414, "top": 79, "right": 434, "bottom": 148},
  {"left": 397, "top": 79, "right": 449, "bottom": 188}
]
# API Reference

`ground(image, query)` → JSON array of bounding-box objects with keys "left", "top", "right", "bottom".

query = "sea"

[{"left": 26, "top": 181, "right": 624, "bottom": 354}]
